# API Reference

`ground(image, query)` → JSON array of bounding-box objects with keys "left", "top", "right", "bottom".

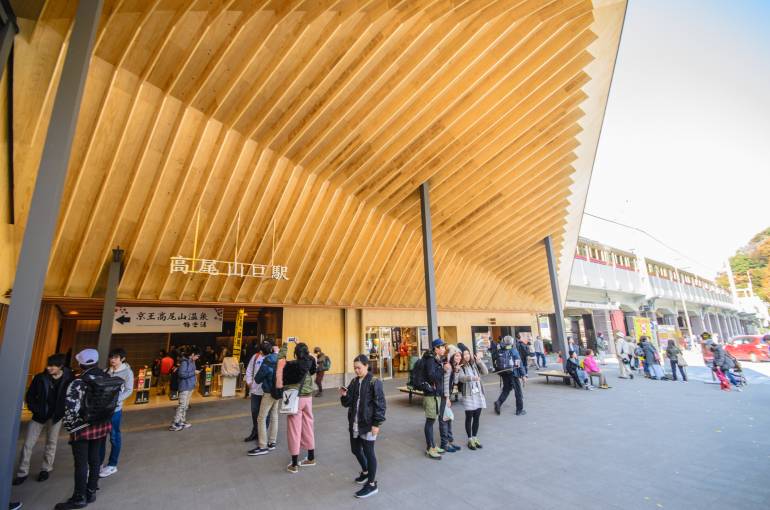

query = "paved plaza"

[{"left": 10, "top": 362, "right": 770, "bottom": 510}]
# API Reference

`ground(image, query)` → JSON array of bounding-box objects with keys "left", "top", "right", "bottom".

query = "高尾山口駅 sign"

[
  {"left": 113, "top": 307, "right": 224, "bottom": 333},
  {"left": 169, "top": 256, "right": 288, "bottom": 280}
]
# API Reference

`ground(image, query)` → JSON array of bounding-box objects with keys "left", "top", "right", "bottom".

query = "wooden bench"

[
  {"left": 537, "top": 370, "right": 572, "bottom": 385},
  {"left": 398, "top": 386, "right": 424, "bottom": 404}
]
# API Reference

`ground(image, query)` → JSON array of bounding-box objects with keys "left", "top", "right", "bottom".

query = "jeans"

[
  {"left": 424, "top": 418, "right": 435, "bottom": 449},
  {"left": 99, "top": 411, "right": 123, "bottom": 467},
  {"left": 438, "top": 397, "right": 452, "bottom": 448},
  {"left": 464, "top": 409, "right": 481, "bottom": 438},
  {"left": 649, "top": 363, "right": 664, "bottom": 380},
  {"left": 725, "top": 370, "right": 740, "bottom": 386},
  {"left": 350, "top": 435, "right": 377, "bottom": 483},
  {"left": 315, "top": 371, "right": 325, "bottom": 394},
  {"left": 669, "top": 360, "right": 688, "bottom": 381},
  {"left": 173, "top": 390, "right": 192, "bottom": 425},
  {"left": 71, "top": 438, "right": 104, "bottom": 497},
  {"left": 496, "top": 373, "right": 523, "bottom": 412},
  {"left": 535, "top": 352, "right": 546, "bottom": 368},
  {"left": 16, "top": 418, "right": 62, "bottom": 476}
]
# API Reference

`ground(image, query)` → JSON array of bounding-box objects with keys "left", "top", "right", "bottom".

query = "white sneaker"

[{"left": 99, "top": 465, "right": 118, "bottom": 478}]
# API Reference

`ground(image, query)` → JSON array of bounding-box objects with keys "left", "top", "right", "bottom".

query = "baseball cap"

[
  {"left": 75, "top": 348, "right": 99, "bottom": 365},
  {"left": 431, "top": 338, "right": 446, "bottom": 349}
]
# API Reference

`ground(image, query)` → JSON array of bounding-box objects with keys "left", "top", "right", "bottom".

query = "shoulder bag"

[{"left": 279, "top": 371, "right": 308, "bottom": 415}]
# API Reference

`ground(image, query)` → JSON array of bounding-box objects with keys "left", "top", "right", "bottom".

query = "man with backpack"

[
  {"left": 250, "top": 341, "right": 281, "bottom": 455},
  {"left": 411, "top": 338, "right": 447, "bottom": 460},
  {"left": 56, "top": 348, "right": 123, "bottom": 509},
  {"left": 313, "top": 346, "right": 331, "bottom": 397},
  {"left": 493, "top": 336, "right": 525, "bottom": 416},
  {"left": 13, "top": 353, "right": 72, "bottom": 486},
  {"left": 169, "top": 347, "right": 200, "bottom": 431}
]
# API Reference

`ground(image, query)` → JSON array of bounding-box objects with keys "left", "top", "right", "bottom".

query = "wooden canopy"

[{"left": 8, "top": 0, "right": 626, "bottom": 312}]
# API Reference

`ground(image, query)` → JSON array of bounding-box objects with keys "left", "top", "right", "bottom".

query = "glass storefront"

[{"left": 364, "top": 326, "right": 428, "bottom": 379}]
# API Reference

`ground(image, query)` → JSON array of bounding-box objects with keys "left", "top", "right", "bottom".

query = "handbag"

[
  {"left": 676, "top": 353, "right": 688, "bottom": 367},
  {"left": 279, "top": 372, "right": 307, "bottom": 415},
  {"left": 442, "top": 404, "right": 454, "bottom": 422}
]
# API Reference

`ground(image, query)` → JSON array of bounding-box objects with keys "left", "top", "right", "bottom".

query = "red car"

[{"left": 725, "top": 335, "right": 770, "bottom": 363}]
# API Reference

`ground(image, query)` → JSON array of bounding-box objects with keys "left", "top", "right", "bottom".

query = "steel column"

[
  {"left": 0, "top": 1, "right": 103, "bottom": 506},
  {"left": 544, "top": 236, "right": 568, "bottom": 368},
  {"left": 96, "top": 248, "right": 124, "bottom": 367},
  {"left": 419, "top": 183, "right": 439, "bottom": 343}
]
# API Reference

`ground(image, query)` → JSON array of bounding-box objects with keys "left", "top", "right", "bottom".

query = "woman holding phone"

[{"left": 340, "top": 355, "right": 386, "bottom": 499}]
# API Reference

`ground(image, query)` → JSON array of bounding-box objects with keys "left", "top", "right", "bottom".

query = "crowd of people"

[{"left": 9, "top": 327, "right": 762, "bottom": 508}]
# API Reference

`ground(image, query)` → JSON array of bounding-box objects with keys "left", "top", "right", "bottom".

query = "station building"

[{"left": 0, "top": 0, "right": 627, "bottom": 390}]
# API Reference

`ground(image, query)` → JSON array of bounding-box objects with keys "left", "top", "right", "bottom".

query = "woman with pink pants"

[{"left": 276, "top": 339, "right": 317, "bottom": 473}]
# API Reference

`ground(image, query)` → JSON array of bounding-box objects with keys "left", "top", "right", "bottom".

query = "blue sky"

[{"left": 582, "top": 0, "right": 770, "bottom": 278}]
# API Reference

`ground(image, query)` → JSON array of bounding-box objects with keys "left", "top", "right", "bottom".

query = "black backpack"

[
  {"left": 410, "top": 357, "right": 431, "bottom": 393},
  {"left": 494, "top": 348, "right": 516, "bottom": 372},
  {"left": 81, "top": 375, "right": 124, "bottom": 425}
]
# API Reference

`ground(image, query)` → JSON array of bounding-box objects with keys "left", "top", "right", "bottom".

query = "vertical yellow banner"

[{"left": 233, "top": 308, "right": 245, "bottom": 358}]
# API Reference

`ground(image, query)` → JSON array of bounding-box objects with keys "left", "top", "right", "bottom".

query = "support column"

[
  {"left": 704, "top": 312, "right": 713, "bottom": 335},
  {"left": 0, "top": 1, "right": 103, "bottom": 506},
  {"left": 544, "top": 236, "right": 568, "bottom": 368},
  {"left": 97, "top": 248, "right": 123, "bottom": 367},
  {"left": 419, "top": 183, "right": 438, "bottom": 343}
]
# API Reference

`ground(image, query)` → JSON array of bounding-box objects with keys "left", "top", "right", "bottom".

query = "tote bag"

[{"left": 279, "top": 372, "right": 307, "bottom": 415}]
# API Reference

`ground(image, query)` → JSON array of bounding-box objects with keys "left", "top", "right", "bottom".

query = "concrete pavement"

[{"left": 9, "top": 362, "right": 770, "bottom": 510}]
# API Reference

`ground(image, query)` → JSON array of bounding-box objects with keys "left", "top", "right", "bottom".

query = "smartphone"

[{"left": 287, "top": 336, "right": 297, "bottom": 343}]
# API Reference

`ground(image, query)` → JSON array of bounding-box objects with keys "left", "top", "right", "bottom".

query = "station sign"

[
  {"left": 169, "top": 256, "right": 288, "bottom": 280},
  {"left": 113, "top": 306, "right": 224, "bottom": 333}
]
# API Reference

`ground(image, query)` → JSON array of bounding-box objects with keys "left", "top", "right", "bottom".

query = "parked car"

[{"left": 726, "top": 335, "right": 769, "bottom": 363}]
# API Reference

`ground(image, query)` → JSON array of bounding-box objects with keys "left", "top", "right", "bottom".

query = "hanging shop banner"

[
  {"left": 169, "top": 256, "right": 288, "bottom": 280},
  {"left": 232, "top": 308, "right": 245, "bottom": 358},
  {"left": 632, "top": 316, "right": 652, "bottom": 342},
  {"left": 112, "top": 307, "right": 224, "bottom": 333}
]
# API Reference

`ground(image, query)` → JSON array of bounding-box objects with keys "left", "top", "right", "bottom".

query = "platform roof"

[{"left": 8, "top": 0, "right": 626, "bottom": 312}]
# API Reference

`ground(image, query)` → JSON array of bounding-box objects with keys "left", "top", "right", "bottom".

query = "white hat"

[{"left": 75, "top": 348, "right": 99, "bottom": 365}]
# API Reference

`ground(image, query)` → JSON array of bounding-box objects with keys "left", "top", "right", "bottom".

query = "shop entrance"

[{"left": 364, "top": 325, "right": 458, "bottom": 379}]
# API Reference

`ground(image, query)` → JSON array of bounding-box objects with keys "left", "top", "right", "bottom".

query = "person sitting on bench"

[
  {"left": 582, "top": 350, "right": 609, "bottom": 389},
  {"left": 565, "top": 351, "right": 592, "bottom": 390}
]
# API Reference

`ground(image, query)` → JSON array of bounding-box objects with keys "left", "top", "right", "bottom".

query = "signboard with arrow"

[{"left": 112, "top": 307, "right": 224, "bottom": 334}]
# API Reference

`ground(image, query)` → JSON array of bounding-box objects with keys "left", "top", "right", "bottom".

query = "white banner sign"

[{"left": 112, "top": 307, "right": 224, "bottom": 334}]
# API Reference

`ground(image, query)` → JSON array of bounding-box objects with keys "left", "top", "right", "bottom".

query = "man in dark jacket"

[
  {"left": 56, "top": 349, "right": 113, "bottom": 510},
  {"left": 421, "top": 339, "right": 446, "bottom": 459},
  {"left": 13, "top": 354, "right": 72, "bottom": 485}
]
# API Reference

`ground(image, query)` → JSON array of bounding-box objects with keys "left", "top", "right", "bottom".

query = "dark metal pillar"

[
  {"left": 0, "top": 1, "right": 103, "bottom": 506},
  {"left": 419, "top": 183, "right": 439, "bottom": 344},
  {"left": 97, "top": 248, "right": 124, "bottom": 367},
  {"left": 544, "top": 236, "right": 568, "bottom": 368}
]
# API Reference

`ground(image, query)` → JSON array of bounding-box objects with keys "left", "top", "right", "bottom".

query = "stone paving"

[{"left": 9, "top": 361, "right": 770, "bottom": 510}]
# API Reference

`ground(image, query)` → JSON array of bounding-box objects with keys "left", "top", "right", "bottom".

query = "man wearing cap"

[
  {"left": 615, "top": 332, "right": 633, "bottom": 379},
  {"left": 56, "top": 349, "right": 113, "bottom": 509},
  {"left": 420, "top": 339, "right": 447, "bottom": 459}
]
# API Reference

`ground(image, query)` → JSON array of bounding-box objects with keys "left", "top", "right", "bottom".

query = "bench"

[
  {"left": 398, "top": 386, "right": 458, "bottom": 404},
  {"left": 398, "top": 386, "right": 424, "bottom": 404},
  {"left": 537, "top": 370, "right": 572, "bottom": 385}
]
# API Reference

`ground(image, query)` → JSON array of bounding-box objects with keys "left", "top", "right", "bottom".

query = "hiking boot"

[
  {"left": 99, "top": 465, "right": 117, "bottom": 478},
  {"left": 12, "top": 475, "right": 27, "bottom": 486},
  {"left": 425, "top": 448, "right": 442, "bottom": 460},
  {"left": 299, "top": 458, "right": 316, "bottom": 467},
  {"left": 355, "top": 482, "right": 378, "bottom": 499},
  {"left": 247, "top": 448, "right": 269, "bottom": 456},
  {"left": 355, "top": 472, "right": 369, "bottom": 484},
  {"left": 37, "top": 470, "right": 50, "bottom": 482},
  {"left": 494, "top": 401, "right": 501, "bottom": 415},
  {"left": 287, "top": 463, "right": 299, "bottom": 474},
  {"left": 54, "top": 495, "right": 88, "bottom": 509}
]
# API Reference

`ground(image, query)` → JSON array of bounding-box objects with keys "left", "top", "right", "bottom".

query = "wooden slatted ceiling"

[{"left": 10, "top": 0, "right": 625, "bottom": 312}]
